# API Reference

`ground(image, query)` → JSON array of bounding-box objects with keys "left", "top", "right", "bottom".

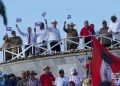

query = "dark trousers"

[
  {"left": 85, "top": 39, "right": 92, "bottom": 49},
  {"left": 112, "top": 41, "right": 119, "bottom": 47},
  {"left": 4, "top": 49, "right": 12, "bottom": 62},
  {"left": 37, "top": 46, "right": 47, "bottom": 54},
  {"left": 103, "top": 44, "right": 111, "bottom": 48},
  {"left": 25, "top": 45, "right": 35, "bottom": 57},
  {"left": 50, "top": 41, "right": 61, "bottom": 52},
  {"left": 67, "top": 43, "right": 78, "bottom": 50}
]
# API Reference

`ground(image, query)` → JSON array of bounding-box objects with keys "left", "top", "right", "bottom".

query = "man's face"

[
  {"left": 69, "top": 25, "right": 74, "bottom": 29},
  {"left": 51, "top": 23, "right": 57, "bottom": 28},
  {"left": 102, "top": 23, "right": 107, "bottom": 28},
  {"left": 87, "top": 59, "right": 92, "bottom": 64},
  {"left": 90, "top": 24, "right": 94, "bottom": 29},
  {"left": 84, "top": 21, "right": 89, "bottom": 27},
  {"left": 26, "top": 71, "right": 30, "bottom": 78},
  {"left": 59, "top": 72, "right": 64, "bottom": 77},
  {"left": 45, "top": 68, "right": 50, "bottom": 73},
  {"left": 10, "top": 76, "right": 15, "bottom": 80},
  {"left": 21, "top": 72, "right": 26, "bottom": 79},
  {"left": 111, "top": 17, "right": 117, "bottom": 23},
  {"left": 27, "top": 27, "right": 32, "bottom": 33},
  {"left": 12, "top": 33, "right": 16, "bottom": 37},
  {"left": 30, "top": 74, "right": 35, "bottom": 79}
]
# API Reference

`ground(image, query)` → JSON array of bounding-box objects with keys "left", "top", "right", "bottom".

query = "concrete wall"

[{"left": 0, "top": 50, "right": 120, "bottom": 78}]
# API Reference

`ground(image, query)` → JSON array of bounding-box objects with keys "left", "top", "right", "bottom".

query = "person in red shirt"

[
  {"left": 40, "top": 66, "right": 55, "bottom": 86},
  {"left": 80, "top": 21, "right": 95, "bottom": 49},
  {"left": 86, "top": 57, "right": 92, "bottom": 77}
]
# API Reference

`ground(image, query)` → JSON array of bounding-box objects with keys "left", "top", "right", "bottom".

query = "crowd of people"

[
  {"left": 1, "top": 15, "right": 120, "bottom": 62},
  {"left": 0, "top": 56, "right": 113, "bottom": 86}
]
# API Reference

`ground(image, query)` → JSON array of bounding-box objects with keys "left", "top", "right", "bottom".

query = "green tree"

[{"left": 0, "top": 0, "right": 7, "bottom": 26}]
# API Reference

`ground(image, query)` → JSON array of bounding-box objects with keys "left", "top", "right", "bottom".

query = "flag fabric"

[
  {"left": 42, "top": 12, "right": 46, "bottom": 18},
  {"left": 16, "top": 18, "right": 22, "bottom": 23},
  {"left": 6, "top": 27, "right": 12, "bottom": 31},
  {"left": 91, "top": 37, "right": 120, "bottom": 86},
  {"left": 67, "top": 15, "right": 71, "bottom": 19},
  {"left": 35, "top": 22, "right": 41, "bottom": 27}
]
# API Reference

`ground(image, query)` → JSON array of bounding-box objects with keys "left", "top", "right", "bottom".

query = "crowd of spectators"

[
  {"left": 0, "top": 66, "right": 86, "bottom": 86},
  {"left": 1, "top": 15, "right": 120, "bottom": 62},
  {"left": 0, "top": 56, "right": 113, "bottom": 86}
]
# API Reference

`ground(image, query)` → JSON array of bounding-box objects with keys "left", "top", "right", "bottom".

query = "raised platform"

[{"left": 0, "top": 49, "right": 120, "bottom": 78}]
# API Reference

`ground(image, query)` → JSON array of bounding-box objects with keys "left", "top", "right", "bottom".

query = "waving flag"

[
  {"left": 6, "top": 27, "right": 12, "bottom": 31},
  {"left": 16, "top": 18, "right": 22, "bottom": 23},
  {"left": 35, "top": 22, "right": 41, "bottom": 27},
  {"left": 67, "top": 15, "right": 72, "bottom": 19},
  {"left": 91, "top": 37, "right": 120, "bottom": 86},
  {"left": 42, "top": 12, "right": 46, "bottom": 18}
]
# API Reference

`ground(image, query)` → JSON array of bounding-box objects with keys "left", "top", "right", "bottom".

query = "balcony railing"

[{"left": 1, "top": 34, "right": 120, "bottom": 63}]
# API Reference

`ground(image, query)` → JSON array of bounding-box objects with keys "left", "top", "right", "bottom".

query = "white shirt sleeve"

[
  {"left": 17, "top": 27, "right": 27, "bottom": 36},
  {"left": 46, "top": 27, "right": 52, "bottom": 32},
  {"left": 54, "top": 78, "right": 58, "bottom": 86},
  {"left": 79, "top": 74, "right": 83, "bottom": 81}
]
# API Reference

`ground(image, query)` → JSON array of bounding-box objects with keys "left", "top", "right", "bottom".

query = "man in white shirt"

[
  {"left": 69, "top": 67, "right": 83, "bottom": 86},
  {"left": 55, "top": 69, "right": 69, "bottom": 86},
  {"left": 45, "top": 19, "right": 61, "bottom": 52},
  {"left": 108, "top": 15, "right": 120, "bottom": 46},
  {"left": 34, "top": 22, "right": 48, "bottom": 54},
  {"left": 16, "top": 24, "right": 36, "bottom": 57},
  {"left": 100, "top": 60, "right": 112, "bottom": 82}
]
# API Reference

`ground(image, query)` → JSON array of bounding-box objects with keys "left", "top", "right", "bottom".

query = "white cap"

[
  {"left": 70, "top": 67, "right": 76, "bottom": 74},
  {"left": 51, "top": 20, "right": 58, "bottom": 24}
]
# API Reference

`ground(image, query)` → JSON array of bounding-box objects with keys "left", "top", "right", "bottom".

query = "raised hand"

[
  {"left": 44, "top": 19, "right": 47, "bottom": 25},
  {"left": 64, "top": 21, "right": 66, "bottom": 25},
  {"left": 16, "top": 24, "right": 19, "bottom": 28},
  {"left": 34, "top": 28, "right": 36, "bottom": 32},
  {"left": 6, "top": 33, "right": 8, "bottom": 37}
]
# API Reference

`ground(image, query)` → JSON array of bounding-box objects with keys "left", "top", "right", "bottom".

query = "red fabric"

[
  {"left": 40, "top": 73, "right": 55, "bottom": 86},
  {"left": 86, "top": 63, "right": 90, "bottom": 70},
  {"left": 80, "top": 26, "right": 95, "bottom": 40},
  {"left": 91, "top": 37, "right": 120, "bottom": 86}
]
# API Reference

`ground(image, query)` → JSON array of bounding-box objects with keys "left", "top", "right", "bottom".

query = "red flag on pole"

[{"left": 91, "top": 37, "right": 120, "bottom": 86}]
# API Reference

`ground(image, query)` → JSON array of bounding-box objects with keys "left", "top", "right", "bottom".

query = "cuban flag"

[
  {"left": 42, "top": 12, "right": 46, "bottom": 18},
  {"left": 6, "top": 27, "right": 12, "bottom": 31},
  {"left": 35, "top": 22, "right": 41, "bottom": 27},
  {"left": 16, "top": 18, "right": 22, "bottom": 23},
  {"left": 67, "top": 15, "right": 72, "bottom": 19},
  {"left": 91, "top": 37, "right": 120, "bottom": 86}
]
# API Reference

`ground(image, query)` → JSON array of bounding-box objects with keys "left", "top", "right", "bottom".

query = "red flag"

[{"left": 91, "top": 37, "right": 120, "bottom": 86}]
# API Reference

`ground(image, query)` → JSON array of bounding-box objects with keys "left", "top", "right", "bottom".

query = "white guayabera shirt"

[
  {"left": 55, "top": 76, "right": 69, "bottom": 86},
  {"left": 69, "top": 74, "right": 83, "bottom": 86},
  {"left": 47, "top": 27, "right": 61, "bottom": 42},
  {"left": 108, "top": 20, "right": 120, "bottom": 41}
]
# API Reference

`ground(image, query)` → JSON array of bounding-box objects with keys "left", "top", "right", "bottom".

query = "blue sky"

[{"left": 0, "top": 0, "right": 120, "bottom": 62}]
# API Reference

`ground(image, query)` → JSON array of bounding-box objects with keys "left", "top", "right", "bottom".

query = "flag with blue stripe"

[
  {"left": 35, "top": 22, "right": 41, "bottom": 27},
  {"left": 67, "top": 15, "right": 72, "bottom": 19},
  {"left": 42, "top": 12, "right": 46, "bottom": 18},
  {"left": 16, "top": 18, "right": 22, "bottom": 23},
  {"left": 6, "top": 27, "right": 12, "bottom": 31}
]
